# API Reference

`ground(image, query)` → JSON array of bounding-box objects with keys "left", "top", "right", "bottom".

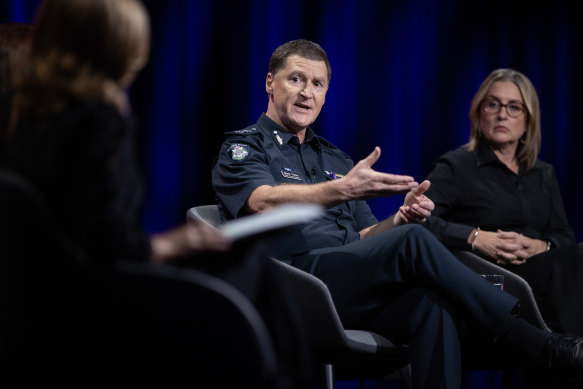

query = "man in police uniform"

[{"left": 212, "top": 39, "right": 583, "bottom": 388}]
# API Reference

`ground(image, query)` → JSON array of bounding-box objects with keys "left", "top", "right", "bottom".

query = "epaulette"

[
  {"left": 316, "top": 135, "right": 338, "bottom": 150},
  {"left": 224, "top": 126, "right": 261, "bottom": 136},
  {"left": 316, "top": 135, "right": 351, "bottom": 159}
]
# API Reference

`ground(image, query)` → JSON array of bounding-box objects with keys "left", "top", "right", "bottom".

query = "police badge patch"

[{"left": 227, "top": 143, "right": 249, "bottom": 161}]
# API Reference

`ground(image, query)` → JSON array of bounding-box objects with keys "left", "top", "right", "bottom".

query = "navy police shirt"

[{"left": 212, "top": 113, "right": 378, "bottom": 256}]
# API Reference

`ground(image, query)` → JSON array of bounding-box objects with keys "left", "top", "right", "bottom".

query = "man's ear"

[{"left": 265, "top": 73, "right": 273, "bottom": 95}]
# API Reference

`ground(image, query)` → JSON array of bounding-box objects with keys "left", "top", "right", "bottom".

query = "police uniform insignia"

[
  {"left": 231, "top": 127, "right": 258, "bottom": 135},
  {"left": 228, "top": 143, "right": 250, "bottom": 161},
  {"left": 324, "top": 170, "right": 344, "bottom": 180},
  {"left": 272, "top": 130, "right": 283, "bottom": 145},
  {"left": 281, "top": 167, "right": 302, "bottom": 181}
]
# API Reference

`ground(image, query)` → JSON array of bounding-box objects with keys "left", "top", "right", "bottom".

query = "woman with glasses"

[{"left": 423, "top": 68, "right": 583, "bottom": 337}]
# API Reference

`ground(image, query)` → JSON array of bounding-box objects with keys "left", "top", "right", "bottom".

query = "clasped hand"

[{"left": 474, "top": 230, "right": 546, "bottom": 265}]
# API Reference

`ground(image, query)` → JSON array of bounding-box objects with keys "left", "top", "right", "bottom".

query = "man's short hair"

[{"left": 268, "top": 39, "right": 331, "bottom": 83}]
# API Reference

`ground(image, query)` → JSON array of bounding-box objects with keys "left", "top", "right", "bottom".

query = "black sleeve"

[
  {"left": 424, "top": 158, "right": 475, "bottom": 250},
  {"left": 212, "top": 134, "right": 277, "bottom": 219},
  {"left": 8, "top": 101, "right": 151, "bottom": 264},
  {"left": 69, "top": 103, "right": 151, "bottom": 263},
  {"left": 541, "top": 164, "right": 576, "bottom": 247}
]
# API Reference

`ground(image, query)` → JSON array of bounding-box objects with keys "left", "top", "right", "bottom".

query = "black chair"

[
  {"left": 186, "top": 203, "right": 223, "bottom": 229},
  {"left": 187, "top": 205, "right": 412, "bottom": 389},
  {"left": 451, "top": 250, "right": 552, "bottom": 389},
  {"left": 107, "top": 260, "right": 280, "bottom": 388},
  {"left": 0, "top": 168, "right": 98, "bottom": 387},
  {"left": 0, "top": 169, "right": 279, "bottom": 388}
]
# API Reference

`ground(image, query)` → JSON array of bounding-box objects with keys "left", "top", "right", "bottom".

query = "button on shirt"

[
  {"left": 212, "top": 113, "right": 378, "bottom": 256},
  {"left": 424, "top": 140, "right": 575, "bottom": 250}
]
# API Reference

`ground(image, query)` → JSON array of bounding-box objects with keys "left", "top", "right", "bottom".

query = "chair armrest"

[
  {"left": 269, "top": 258, "right": 348, "bottom": 348},
  {"left": 452, "top": 250, "right": 551, "bottom": 332}
]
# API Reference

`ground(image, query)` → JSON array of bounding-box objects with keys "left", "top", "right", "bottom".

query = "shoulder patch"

[{"left": 227, "top": 143, "right": 250, "bottom": 161}]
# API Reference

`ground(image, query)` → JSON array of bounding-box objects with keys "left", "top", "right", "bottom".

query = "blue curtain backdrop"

[
  {"left": 3, "top": 0, "right": 581, "bottom": 237},
  {"left": 2, "top": 0, "right": 581, "bottom": 386}
]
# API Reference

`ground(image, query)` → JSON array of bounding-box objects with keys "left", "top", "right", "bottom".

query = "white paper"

[{"left": 219, "top": 203, "right": 324, "bottom": 242}]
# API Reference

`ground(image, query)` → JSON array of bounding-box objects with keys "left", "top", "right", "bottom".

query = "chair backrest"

[
  {"left": 186, "top": 204, "right": 222, "bottom": 228},
  {"left": 452, "top": 250, "right": 551, "bottom": 332},
  {"left": 269, "top": 258, "right": 406, "bottom": 358},
  {"left": 109, "top": 260, "right": 279, "bottom": 388},
  {"left": 0, "top": 173, "right": 279, "bottom": 388},
  {"left": 268, "top": 257, "right": 350, "bottom": 348}
]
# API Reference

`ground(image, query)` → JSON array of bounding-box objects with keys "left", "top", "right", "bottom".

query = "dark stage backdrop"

[
  {"left": 3, "top": 1, "right": 581, "bottom": 239},
  {"left": 2, "top": 0, "right": 581, "bottom": 387}
]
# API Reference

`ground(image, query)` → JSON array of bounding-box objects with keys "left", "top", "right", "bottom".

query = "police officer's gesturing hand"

[
  {"left": 247, "top": 146, "right": 418, "bottom": 213},
  {"left": 337, "top": 146, "right": 418, "bottom": 200},
  {"left": 352, "top": 152, "right": 435, "bottom": 239},
  {"left": 396, "top": 180, "right": 434, "bottom": 225}
]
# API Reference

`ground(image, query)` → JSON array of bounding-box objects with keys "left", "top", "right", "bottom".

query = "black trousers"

[{"left": 291, "top": 224, "right": 518, "bottom": 389}]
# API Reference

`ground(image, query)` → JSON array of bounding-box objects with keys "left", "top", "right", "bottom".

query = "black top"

[
  {"left": 424, "top": 140, "right": 575, "bottom": 250},
  {"left": 212, "top": 113, "right": 378, "bottom": 256},
  {"left": 0, "top": 90, "right": 13, "bottom": 138},
  {"left": 3, "top": 99, "right": 151, "bottom": 265}
]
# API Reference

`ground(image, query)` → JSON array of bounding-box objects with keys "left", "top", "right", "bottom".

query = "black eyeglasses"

[{"left": 481, "top": 98, "right": 525, "bottom": 118}]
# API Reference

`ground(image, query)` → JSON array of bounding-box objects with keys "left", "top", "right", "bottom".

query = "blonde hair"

[
  {"left": 15, "top": 0, "right": 150, "bottom": 115},
  {"left": 466, "top": 68, "right": 541, "bottom": 170}
]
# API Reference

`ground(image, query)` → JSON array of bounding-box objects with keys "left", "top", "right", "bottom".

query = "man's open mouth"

[{"left": 295, "top": 103, "right": 311, "bottom": 110}]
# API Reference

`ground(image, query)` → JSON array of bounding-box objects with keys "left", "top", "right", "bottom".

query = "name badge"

[{"left": 281, "top": 170, "right": 302, "bottom": 181}]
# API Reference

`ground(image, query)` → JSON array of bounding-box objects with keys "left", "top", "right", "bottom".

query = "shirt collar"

[
  {"left": 475, "top": 139, "right": 500, "bottom": 167},
  {"left": 475, "top": 139, "right": 542, "bottom": 174},
  {"left": 257, "top": 113, "right": 322, "bottom": 149}
]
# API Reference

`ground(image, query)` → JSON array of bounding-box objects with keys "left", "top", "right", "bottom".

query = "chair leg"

[
  {"left": 323, "top": 364, "right": 335, "bottom": 389},
  {"left": 399, "top": 364, "right": 412, "bottom": 389}
]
